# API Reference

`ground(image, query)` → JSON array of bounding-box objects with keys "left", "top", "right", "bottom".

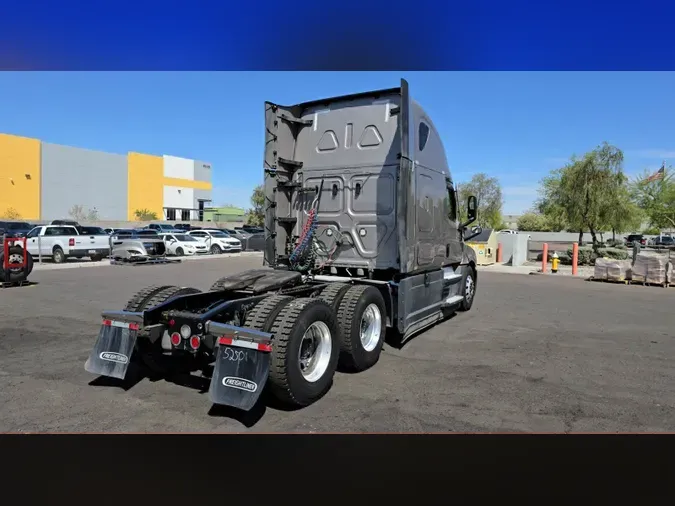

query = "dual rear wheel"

[{"left": 242, "top": 284, "right": 387, "bottom": 408}]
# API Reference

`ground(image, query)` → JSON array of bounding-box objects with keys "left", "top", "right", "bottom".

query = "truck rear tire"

[
  {"left": 123, "top": 285, "right": 174, "bottom": 312},
  {"left": 268, "top": 298, "right": 340, "bottom": 407},
  {"left": 336, "top": 284, "right": 386, "bottom": 372},
  {"left": 319, "top": 282, "right": 352, "bottom": 310},
  {"left": 0, "top": 246, "right": 34, "bottom": 283},
  {"left": 52, "top": 247, "right": 66, "bottom": 264},
  {"left": 244, "top": 294, "right": 294, "bottom": 332},
  {"left": 458, "top": 266, "right": 476, "bottom": 312}
]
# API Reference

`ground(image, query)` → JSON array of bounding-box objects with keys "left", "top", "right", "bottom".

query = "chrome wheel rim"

[
  {"left": 465, "top": 274, "right": 475, "bottom": 303},
  {"left": 298, "top": 321, "right": 332, "bottom": 383},
  {"left": 359, "top": 304, "right": 382, "bottom": 352},
  {"left": 8, "top": 253, "right": 23, "bottom": 272}
]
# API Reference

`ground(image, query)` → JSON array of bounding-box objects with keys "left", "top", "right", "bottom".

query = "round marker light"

[
  {"left": 170, "top": 333, "right": 181, "bottom": 346},
  {"left": 189, "top": 336, "right": 201, "bottom": 350},
  {"left": 180, "top": 325, "right": 192, "bottom": 339}
]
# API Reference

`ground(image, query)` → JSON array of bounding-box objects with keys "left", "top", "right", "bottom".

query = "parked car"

[
  {"left": 110, "top": 234, "right": 167, "bottom": 260},
  {"left": 77, "top": 226, "right": 107, "bottom": 235},
  {"left": 148, "top": 223, "right": 181, "bottom": 233},
  {"left": 653, "top": 236, "right": 675, "bottom": 248},
  {"left": 134, "top": 228, "right": 160, "bottom": 237},
  {"left": 238, "top": 225, "right": 263, "bottom": 233},
  {"left": 24, "top": 225, "right": 111, "bottom": 263},
  {"left": 225, "top": 228, "right": 251, "bottom": 242},
  {"left": 187, "top": 229, "right": 242, "bottom": 254},
  {"left": 51, "top": 219, "right": 80, "bottom": 227},
  {"left": 497, "top": 229, "right": 517, "bottom": 235},
  {"left": 624, "top": 234, "right": 647, "bottom": 247},
  {"left": 0, "top": 220, "right": 33, "bottom": 238},
  {"left": 160, "top": 233, "right": 209, "bottom": 256},
  {"left": 173, "top": 223, "right": 192, "bottom": 231},
  {"left": 244, "top": 232, "right": 265, "bottom": 251}
]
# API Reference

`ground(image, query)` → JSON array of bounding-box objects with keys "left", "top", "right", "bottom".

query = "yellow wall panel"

[
  {"left": 0, "top": 134, "right": 41, "bottom": 220},
  {"left": 127, "top": 152, "right": 164, "bottom": 220},
  {"left": 162, "top": 177, "right": 212, "bottom": 191}
]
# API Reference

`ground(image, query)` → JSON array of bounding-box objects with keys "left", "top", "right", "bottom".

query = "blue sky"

[{"left": 0, "top": 72, "right": 673, "bottom": 215}]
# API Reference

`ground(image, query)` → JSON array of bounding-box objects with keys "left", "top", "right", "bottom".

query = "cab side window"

[
  {"left": 26, "top": 228, "right": 40, "bottom": 238},
  {"left": 447, "top": 184, "right": 457, "bottom": 222},
  {"left": 418, "top": 122, "right": 430, "bottom": 151}
]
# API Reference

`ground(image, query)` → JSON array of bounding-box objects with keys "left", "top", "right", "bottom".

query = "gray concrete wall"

[
  {"left": 41, "top": 143, "right": 128, "bottom": 220},
  {"left": 193, "top": 160, "right": 212, "bottom": 184},
  {"left": 193, "top": 188, "right": 212, "bottom": 217}
]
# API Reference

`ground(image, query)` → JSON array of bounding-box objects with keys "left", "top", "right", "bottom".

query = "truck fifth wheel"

[{"left": 84, "top": 79, "right": 483, "bottom": 411}]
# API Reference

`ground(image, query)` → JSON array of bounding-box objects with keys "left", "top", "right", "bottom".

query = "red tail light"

[
  {"left": 189, "top": 336, "right": 201, "bottom": 350},
  {"left": 69, "top": 238, "right": 75, "bottom": 246},
  {"left": 170, "top": 333, "right": 181, "bottom": 346}
]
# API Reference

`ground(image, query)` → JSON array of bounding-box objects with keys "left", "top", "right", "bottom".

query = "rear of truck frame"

[{"left": 85, "top": 79, "right": 482, "bottom": 411}]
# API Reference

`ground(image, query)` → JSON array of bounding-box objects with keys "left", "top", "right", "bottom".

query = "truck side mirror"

[
  {"left": 460, "top": 195, "right": 478, "bottom": 230},
  {"left": 467, "top": 195, "right": 477, "bottom": 222}
]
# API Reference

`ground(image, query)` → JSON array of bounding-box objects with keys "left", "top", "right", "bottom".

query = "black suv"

[
  {"left": 624, "top": 234, "right": 646, "bottom": 247},
  {"left": 0, "top": 221, "right": 33, "bottom": 238}
]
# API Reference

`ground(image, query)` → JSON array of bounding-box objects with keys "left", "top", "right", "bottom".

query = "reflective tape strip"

[
  {"left": 218, "top": 336, "right": 272, "bottom": 352},
  {"left": 102, "top": 319, "right": 140, "bottom": 331}
]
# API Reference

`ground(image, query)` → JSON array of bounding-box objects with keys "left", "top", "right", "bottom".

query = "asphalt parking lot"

[{"left": 1, "top": 256, "right": 674, "bottom": 433}]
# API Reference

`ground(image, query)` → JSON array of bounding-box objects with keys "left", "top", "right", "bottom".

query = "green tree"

[
  {"left": 517, "top": 212, "right": 550, "bottom": 232},
  {"left": 536, "top": 142, "right": 627, "bottom": 246},
  {"left": 601, "top": 175, "right": 643, "bottom": 241},
  {"left": 631, "top": 165, "right": 675, "bottom": 230},
  {"left": 245, "top": 185, "right": 265, "bottom": 227},
  {"left": 69, "top": 204, "right": 100, "bottom": 222},
  {"left": 457, "top": 173, "right": 504, "bottom": 229}
]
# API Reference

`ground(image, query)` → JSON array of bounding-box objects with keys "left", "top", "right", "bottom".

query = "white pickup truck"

[{"left": 24, "top": 225, "right": 111, "bottom": 263}]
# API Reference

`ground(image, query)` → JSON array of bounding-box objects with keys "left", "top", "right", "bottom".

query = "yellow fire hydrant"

[{"left": 551, "top": 252, "right": 559, "bottom": 274}]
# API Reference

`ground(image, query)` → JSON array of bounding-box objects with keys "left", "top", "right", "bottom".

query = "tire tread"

[
  {"left": 319, "top": 283, "right": 351, "bottom": 310},
  {"left": 123, "top": 285, "right": 173, "bottom": 312},
  {"left": 268, "top": 298, "right": 336, "bottom": 406},
  {"left": 244, "top": 294, "right": 294, "bottom": 332}
]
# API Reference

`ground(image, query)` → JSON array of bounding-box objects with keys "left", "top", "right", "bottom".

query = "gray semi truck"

[{"left": 84, "top": 79, "right": 482, "bottom": 411}]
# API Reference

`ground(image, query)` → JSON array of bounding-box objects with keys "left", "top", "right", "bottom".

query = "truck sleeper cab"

[{"left": 84, "top": 79, "right": 481, "bottom": 412}]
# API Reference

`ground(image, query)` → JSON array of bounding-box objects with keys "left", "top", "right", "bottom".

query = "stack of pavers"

[
  {"left": 594, "top": 258, "right": 632, "bottom": 282},
  {"left": 631, "top": 253, "right": 672, "bottom": 286}
]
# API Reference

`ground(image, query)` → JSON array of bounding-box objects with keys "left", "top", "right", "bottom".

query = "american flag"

[{"left": 645, "top": 161, "right": 666, "bottom": 182}]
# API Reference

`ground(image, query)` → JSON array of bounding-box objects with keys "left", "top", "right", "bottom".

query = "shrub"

[
  {"left": 606, "top": 238, "right": 624, "bottom": 248},
  {"left": 643, "top": 226, "right": 660, "bottom": 235},
  {"left": 536, "top": 251, "right": 571, "bottom": 264},
  {"left": 559, "top": 253, "right": 573, "bottom": 265},
  {"left": 134, "top": 208, "right": 159, "bottom": 221},
  {"left": 597, "top": 247, "right": 629, "bottom": 260},
  {"left": 0, "top": 207, "right": 22, "bottom": 219},
  {"left": 566, "top": 245, "right": 597, "bottom": 266}
]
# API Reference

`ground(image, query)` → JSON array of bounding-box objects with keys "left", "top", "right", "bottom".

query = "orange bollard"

[
  {"left": 497, "top": 243, "right": 503, "bottom": 263},
  {"left": 572, "top": 243, "right": 579, "bottom": 276},
  {"left": 542, "top": 243, "right": 548, "bottom": 273}
]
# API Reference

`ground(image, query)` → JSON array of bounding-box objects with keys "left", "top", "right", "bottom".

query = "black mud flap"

[
  {"left": 84, "top": 323, "right": 139, "bottom": 380},
  {"left": 209, "top": 345, "right": 270, "bottom": 411}
]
